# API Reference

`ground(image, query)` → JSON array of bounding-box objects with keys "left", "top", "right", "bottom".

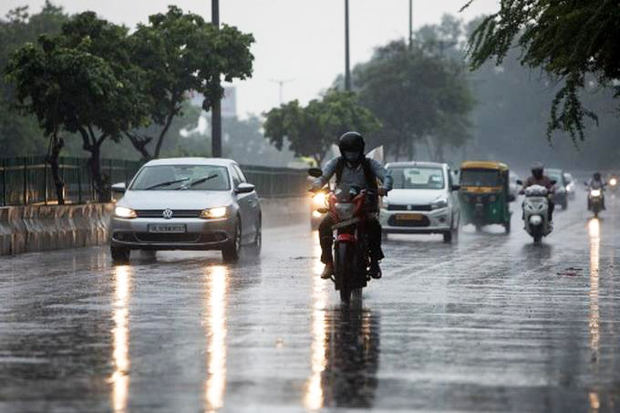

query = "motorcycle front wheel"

[{"left": 336, "top": 243, "right": 352, "bottom": 303}]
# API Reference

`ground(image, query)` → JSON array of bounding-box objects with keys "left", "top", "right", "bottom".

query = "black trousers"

[{"left": 318, "top": 214, "right": 384, "bottom": 264}]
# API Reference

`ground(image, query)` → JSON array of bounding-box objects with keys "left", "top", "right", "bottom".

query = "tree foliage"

[
  {"left": 465, "top": 0, "right": 620, "bottom": 141},
  {"left": 127, "top": 5, "right": 254, "bottom": 159},
  {"left": 263, "top": 90, "right": 381, "bottom": 164},
  {"left": 353, "top": 37, "right": 474, "bottom": 161}
]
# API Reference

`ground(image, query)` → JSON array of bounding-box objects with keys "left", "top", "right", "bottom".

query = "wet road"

[{"left": 1, "top": 189, "right": 619, "bottom": 412}]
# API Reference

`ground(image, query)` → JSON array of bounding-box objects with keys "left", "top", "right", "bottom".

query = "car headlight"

[
  {"left": 200, "top": 206, "right": 228, "bottom": 219},
  {"left": 431, "top": 199, "right": 448, "bottom": 210},
  {"left": 114, "top": 206, "right": 137, "bottom": 219},
  {"left": 312, "top": 192, "right": 327, "bottom": 207}
]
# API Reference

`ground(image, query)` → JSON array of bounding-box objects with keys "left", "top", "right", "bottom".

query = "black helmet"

[
  {"left": 594, "top": 172, "right": 601, "bottom": 180},
  {"left": 338, "top": 131, "right": 365, "bottom": 165},
  {"left": 531, "top": 162, "right": 544, "bottom": 179}
]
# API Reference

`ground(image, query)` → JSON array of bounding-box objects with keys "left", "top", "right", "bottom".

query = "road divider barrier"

[{"left": 0, "top": 198, "right": 309, "bottom": 255}]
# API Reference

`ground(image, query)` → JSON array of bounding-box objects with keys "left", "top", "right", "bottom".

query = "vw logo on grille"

[{"left": 162, "top": 208, "right": 173, "bottom": 219}]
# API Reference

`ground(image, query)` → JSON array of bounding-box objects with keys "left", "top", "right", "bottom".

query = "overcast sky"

[{"left": 2, "top": 0, "right": 499, "bottom": 117}]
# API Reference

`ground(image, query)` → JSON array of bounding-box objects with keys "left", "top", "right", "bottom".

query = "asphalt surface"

[{"left": 1, "top": 188, "right": 619, "bottom": 412}]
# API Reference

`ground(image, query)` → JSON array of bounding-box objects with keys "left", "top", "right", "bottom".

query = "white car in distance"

[{"left": 380, "top": 162, "right": 460, "bottom": 243}]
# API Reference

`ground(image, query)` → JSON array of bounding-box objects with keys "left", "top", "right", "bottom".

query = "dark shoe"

[
  {"left": 321, "top": 263, "right": 334, "bottom": 279},
  {"left": 369, "top": 261, "right": 382, "bottom": 279}
]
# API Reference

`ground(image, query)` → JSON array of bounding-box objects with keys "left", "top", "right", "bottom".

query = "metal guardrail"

[{"left": 0, "top": 157, "right": 307, "bottom": 206}]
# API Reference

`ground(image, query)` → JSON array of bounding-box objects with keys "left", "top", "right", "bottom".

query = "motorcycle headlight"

[
  {"left": 114, "top": 206, "right": 137, "bottom": 219},
  {"left": 312, "top": 192, "right": 327, "bottom": 207},
  {"left": 610, "top": 178, "right": 617, "bottom": 186},
  {"left": 590, "top": 189, "right": 601, "bottom": 197},
  {"left": 431, "top": 199, "right": 448, "bottom": 210},
  {"left": 200, "top": 206, "right": 227, "bottom": 219}
]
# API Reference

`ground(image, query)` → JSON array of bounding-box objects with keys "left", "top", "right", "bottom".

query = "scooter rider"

[
  {"left": 311, "top": 131, "right": 393, "bottom": 280},
  {"left": 587, "top": 172, "right": 606, "bottom": 210},
  {"left": 521, "top": 162, "right": 555, "bottom": 222}
]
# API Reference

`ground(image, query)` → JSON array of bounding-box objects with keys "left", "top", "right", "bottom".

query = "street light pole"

[
  {"left": 344, "top": 0, "right": 351, "bottom": 91},
  {"left": 211, "top": 0, "right": 222, "bottom": 158},
  {"left": 408, "top": 0, "right": 413, "bottom": 49}
]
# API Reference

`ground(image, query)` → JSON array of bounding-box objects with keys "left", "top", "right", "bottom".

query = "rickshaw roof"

[{"left": 460, "top": 161, "right": 509, "bottom": 171}]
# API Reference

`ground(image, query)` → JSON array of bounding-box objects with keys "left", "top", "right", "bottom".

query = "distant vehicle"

[
  {"left": 520, "top": 183, "right": 553, "bottom": 244},
  {"left": 380, "top": 162, "right": 460, "bottom": 243},
  {"left": 608, "top": 173, "right": 618, "bottom": 192},
  {"left": 509, "top": 172, "right": 522, "bottom": 201},
  {"left": 458, "top": 161, "right": 513, "bottom": 233},
  {"left": 110, "top": 158, "right": 261, "bottom": 264},
  {"left": 310, "top": 191, "right": 327, "bottom": 229},
  {"left": 563, "top": 172, "right": 576, "bottom": 200},
  {"left": 546, "top": 168, "right": 569, "bottom": 209}
]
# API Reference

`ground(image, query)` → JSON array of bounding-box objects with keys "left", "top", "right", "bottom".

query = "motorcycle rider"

[
  {"left": 521, "top": 162, "right": 555, "bottom": 222},
  {"left": 587, "top": 172, "right": 606, "bottom": 210},
  {"left": 311, "top": 131, "right": 393, "bottom": 280}
]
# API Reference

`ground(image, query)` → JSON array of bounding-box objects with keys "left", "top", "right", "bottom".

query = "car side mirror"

[
  {"left": 516, "top": 179, "right": 523, "bottom": 185},
  {"left": 235, "top": 182, "right": 255, "bottom": 194},
  {"left": 111, "top": 182, "right": 126, "bottom": 193},
  {"left": 451, "top": 184, "right": 460, "bottom": 191},
  {"left": 308, "top": 168, "right": 322, "bottom": 178}
]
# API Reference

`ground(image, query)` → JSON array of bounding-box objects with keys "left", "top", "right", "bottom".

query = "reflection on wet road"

[{"left": 1, "top": 189, "right": 619, "bottom": 412}]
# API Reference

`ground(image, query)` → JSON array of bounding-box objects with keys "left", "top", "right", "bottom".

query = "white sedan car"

[
  {"left": 380, "top": 162, "right": 460, "bottom": 243},
  {"left": 110, "top": 158, "right": 261, "bottom": 263}
]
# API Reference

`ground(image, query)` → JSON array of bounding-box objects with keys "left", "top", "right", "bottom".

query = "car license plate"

[
  {"left": 395, "top": 213, "right": 423, "bottom": 221},
  {"left": 148, "top": 224, "right": 186, "bottom": 233}
]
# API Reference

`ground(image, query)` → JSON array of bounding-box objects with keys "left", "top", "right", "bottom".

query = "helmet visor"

[{"left": 343, "top": 150, "right": 361, "bottom": 162}]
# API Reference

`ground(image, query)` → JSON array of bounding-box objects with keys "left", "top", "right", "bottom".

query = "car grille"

[
  {"left": 388, "top": 215, "right": 430, "bottom": 227},
  {"left": 135, "top": 209, "right": 202, "bottom": 218},
  {"left": 387, "top": 204, "right": 432, "bottom": 211}
]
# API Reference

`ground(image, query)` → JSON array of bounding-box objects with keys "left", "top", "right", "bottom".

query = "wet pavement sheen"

[{"left": 1, "top": 189, "right": 619, "bottom": 412}]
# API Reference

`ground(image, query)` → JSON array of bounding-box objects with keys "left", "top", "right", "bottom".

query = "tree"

[
  {"left": 263, "top": 90, "right": 381, "bottom": 165},
  {"left": 125, "top": 5, "right": 254, "bottom": 160},
  {"left": 464, "top": 0, "right": 620, "bottom": 141},
  {"left": 6, "top": 12, "right": 148, "bottom": 202},
  {"left": 353, "top": 39, "right": 474, "bottom": 161},
  {"left": 0, "top": 2, "right": 69, "bottom": 158}
]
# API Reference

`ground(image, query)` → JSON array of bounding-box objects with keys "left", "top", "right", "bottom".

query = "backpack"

[{"left": 334, "top": 157, "right": 378, "bottom": 190}]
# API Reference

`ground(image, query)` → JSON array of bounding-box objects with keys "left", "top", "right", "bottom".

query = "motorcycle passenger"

[
  {"left": 521, "top": 162, "right": 555, "bottom": 222},
  {"left": 311, "top": 132, "right": 393, "bottom": 280},
  {"left": 587, "top": 172, "right": 606, "bottom": 210}
]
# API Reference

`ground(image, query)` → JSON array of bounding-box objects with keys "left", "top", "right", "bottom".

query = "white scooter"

[{"left": 521, "top": 184, "right": 553, "bottom": 243}]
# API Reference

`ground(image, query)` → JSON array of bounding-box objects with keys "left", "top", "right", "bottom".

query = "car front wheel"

[{"left": 222, "top": 219, "right": 241, "bottom": 263}]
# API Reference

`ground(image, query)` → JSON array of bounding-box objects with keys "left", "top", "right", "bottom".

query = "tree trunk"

[
  {"left": 125, "top": 132, "right": 152, "bottom": 161},
  {"left": 46, "top": 135, "right": 65, "bottom": 205},
  {"left": 154, "top": 111, "right": 176, "bottom": 159},
  {"left": 87, "top": 143, "right": 109, "bottom": 203}
]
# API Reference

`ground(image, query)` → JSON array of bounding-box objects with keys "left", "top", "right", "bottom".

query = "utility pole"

[
  {"left": 408, "top": 0, "right": 413, "bottom": 49},
  {"left": 344, "top": 0, "right": 351, "bottom": 91},
  {"left": 211, "top": 0, "right": 222, "bottom": 158},
  {"left": 269, "top": 78, "right": 295, "bottom": 105}
]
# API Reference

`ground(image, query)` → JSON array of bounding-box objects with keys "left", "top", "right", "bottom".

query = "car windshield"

[
  {"left": 130, "top": 165, "right": 230, "bottom": 191},
  {"left": 546, "top": 170, "right": 563, "bottom": 184},
  {"left": 460, "top": 169, "right": 501, "bottom": 186},
  {"left": 389, "top": 166, "right": 445, "bottom": 189}
]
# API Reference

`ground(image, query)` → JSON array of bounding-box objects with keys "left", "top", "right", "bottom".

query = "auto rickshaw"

[{"left": 458, "top": 161, "right": 513, "bottom": 233}]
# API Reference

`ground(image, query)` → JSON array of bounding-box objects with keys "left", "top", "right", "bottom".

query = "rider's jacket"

[
  {"left": 523, "top": 175, "right": 555, "bottom": 192},
  {"left": 312, "top": 156, "right": 393, "bottom": 193},
  {"left": 588, "top": 178, "right": 605, "bottom": 189}
]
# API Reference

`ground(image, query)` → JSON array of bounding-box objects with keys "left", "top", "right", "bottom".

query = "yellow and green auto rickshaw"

[{"left": 458, "top": 161, "right": 513, "bottom": 233}]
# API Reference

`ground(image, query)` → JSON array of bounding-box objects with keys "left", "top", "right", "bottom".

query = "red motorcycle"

[{"left": 309, "top": 168, "right": 373, "bottom": 302}]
